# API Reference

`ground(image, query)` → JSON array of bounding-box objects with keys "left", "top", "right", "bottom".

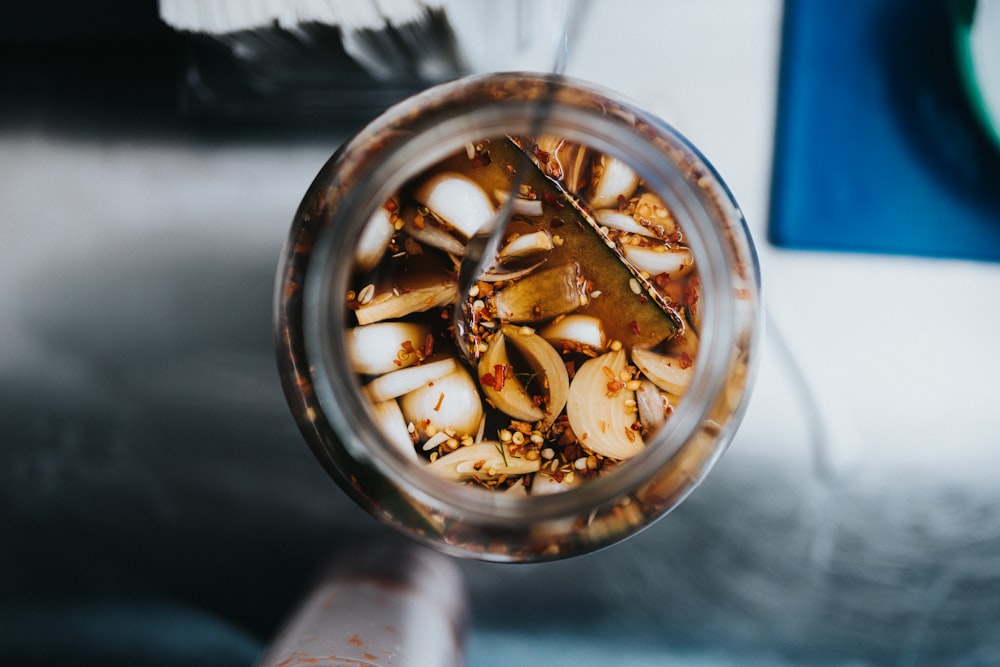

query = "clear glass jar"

[{"left": 274, "top": 72, "right": 761, "bottom": 562}]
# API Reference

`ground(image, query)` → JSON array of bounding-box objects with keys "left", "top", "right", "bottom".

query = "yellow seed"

[
  {"left": 590, "top": 290, "right": 602, "bottom": 299},
  {"left": 358, "top": 283, "right": 376, "bottom": 304},
  {"left": 530, "top": 433, "right": 544, "bottom": 445},
  {"left": 541, "top": 448, "right": 555, "bottom": 460},
  {"left": 565, "top": 472, "right": 576, "bottom": 484},
  {"left": 574, "top": 457, "right": 588, "bottom": 470},
  {"left": 609, "top": 340, "right": 623, "bottom": 351},
  {"left": 628, "top": 278, "right": 641, "bottom": 295},
  {"left": 468, "top": 284, "right": 480, "bottom": 297},
  {"left": 499, "top": 429, "right": 513, "bottom": 443},
  {"left": 525, "top": 449, "right": 540, "bottom": 461},
  {"left": 586, "top": 455, "right": 598, "bottom": 470},
  {"left": 552, "top": 235, "right": 564, "bottom": 247},
  {"left": 512, "top": 432, "right": 525, "bottom": 446}
]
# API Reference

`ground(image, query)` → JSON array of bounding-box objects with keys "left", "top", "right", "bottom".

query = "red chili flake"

[
  {"left": 653, "top": 272, "right": 672, "bottom": 290},
  {"left": 629, "top": 320, "right": 640, "bottom": 335},
  {"left": 552, "top": 470, "right": 565, "bottom": 483},
  {"left": 682, "top": 284, "right": 699, "bottom": 308},
  {"left": 616, "top": 194, "right": 629, "bottom": 211},
  {"left": 565, "top": 360, "right": 576, "bottom": 379},
  {"left": 412, "top": 213, "right": 426, "bottom": 230},
  {"left": 631, "top": 422, "right": 642, "bottom": 430},
  {"left": 532, "top": 144, "right": 551, "bottom": 164},
  {"left": 473, "top": 459, "right": 485, "bottom": 471},
  {"left": 607, "top": 380, "right": 625, "bottom": 393},
  {"left": 542, "top": 191, "right": 564, "bottom": 210},
  {"left": 480, "top": 373, "right": 497, "bottom": 388},
  {"left": 531, "top": 394, "right": 543, "bottom": 408},
  {"left": 401, "top": 340, "right": 414, "bottom": 354},
  {"left": 549, "top": 217, "right": 565, "bottom": 228},
  {"left": 384, "top": 197, "right": 398, "bottom": 213},
  {"left": 639, "top": 295, "right": 648, "bottom": 303},
  {"left": 679, "top": 352, "right": 693, "bottom": 369},
  {"left": 493, "top": 364, "right": 508, "bottom": 392},
  {"left": 433, "top": 392, "right": 445, "bottom": 411},
  {"left": 423, "top": 334, "right": 434, "bottom": 358}
]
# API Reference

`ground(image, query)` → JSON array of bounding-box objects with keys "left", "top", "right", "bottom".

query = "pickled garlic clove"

[
  {"left": 566, "top": 348, "right": 645, "bottom": 460},
  {"left": 355, "top": 206, "right": 395, "bottom": 271},
  {"left": 364, "top": 357, "right": 458, "bottom": 403},
  {"left": 632, "top": 192, "right": 678, "bottom": 238},
  {"left": 345, "top": 321, "right": 432, "bottom": 375},
  {"left": 492, "top": 262, "right": 586, "bottom": 324},
  {"left": 493, "top": 189, "right": 544, "bottom": 217},
  {"left": 479, "top": 258, "right": 547, "bottom": 283},
  {"left": 534, "top": 136, "right": 590, "bottom": 192},
  {"left": 415, "top": 172, "right": 496, "bottom": 239},
  {"left": 530, "top": 471, "right": 582, "bottom": 495},
  {"left": 621, "top": 245, "right": 694, "bottom": 280},
  {"left": 354, "top": 281, "right": 458, "bottom": 325},
  {"left": 593, "top": 209, "right": 656, "bottom": 238},
  {"left": 478, "top": 333, "right": 545, "bottom": 422},
  {"left": 499, "top": 230, "right": 554, "bottom": 262},
  {"left": 403, "top": 210, "right": 466, "bottom": 256},
  {"left": 541, "top": 314, "right": 607, "bottom": 353},
  {"left": 426, "top": 442, "right": 540, "bottom": 480},
  {"left": 501, "top": 324, "right": 569, "bottom": 422},
  {"left": 400, "top": 366, "right": 484, "bottom": 439},
  {"left": 589, "top": 155, "right": 639, "bottom": 208},
  {"left": 371, "top": 399, "right": 418, "bottom": 461},
  {"left": 631, "top": 347, "right": 694, "bottom": 396},
  {"left": 635, "top": 379, "right": 672, "bottom": 432}
]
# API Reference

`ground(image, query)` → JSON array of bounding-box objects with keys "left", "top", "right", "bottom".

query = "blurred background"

[{"left": 2, "top": 0, "right": 1000, "bottom": 665}]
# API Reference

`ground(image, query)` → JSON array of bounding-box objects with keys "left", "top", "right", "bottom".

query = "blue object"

[{"left": 769, "top": 0, "right": 1000, "bottom": 261}]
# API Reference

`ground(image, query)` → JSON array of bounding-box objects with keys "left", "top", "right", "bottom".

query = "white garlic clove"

[
  {"left": 400, "top": 366, "right": 484, "bottom": 438},
  {"left": 355, "top": 206, "right": 396, "bottom": 272},
  {"left": 371, "top": 399, "right": 418, "bottom": 461},
  {"left": 364, "top": 357, "right": 458, "bottom": 403},
  {"left": 415, "top": 172, "right": 496, "bottom": 239},
  {"left": 631, "top": 347, "right": 694, "bottom": 396},
  {"left": 589, "top": 155, "right": 639, "bottom": 208},
  {"left": 566, "top": 348, "right": 645, "bottom": 460},
  {"left": 540, "top": 314, "right": 607, "bottom": 352},
  {"left": 427, "top": 442, "right": 539, "bottom": 480},
  {"left": 493, "top": 189, "right": 544, "bottom": 217},
  {"left": 621, "top": 245, "right": 694, "bottom": 280},
  {"left": 345, "top": 321, "right": 431, "bottom": 375},
  {"left": 354, "top": 281, "right": 458, "bottom": 325}
]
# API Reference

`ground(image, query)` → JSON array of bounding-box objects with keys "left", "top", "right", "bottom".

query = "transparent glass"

[{"left": 275, "top": 72, "right": 761, "bottom": 562}]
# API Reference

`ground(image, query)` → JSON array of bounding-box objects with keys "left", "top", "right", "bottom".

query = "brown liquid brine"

[{"left": 344, "top": 136, "right": 702, "bottom": 495}]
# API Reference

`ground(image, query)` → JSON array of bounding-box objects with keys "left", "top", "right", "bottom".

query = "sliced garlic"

[
  {"left": 621, "top": 245, "right": 694, "bottom": 280},
  {"left": 494, "top": 189, "right": 544, "bottom": 217},
  {"left": 493, "top": 262, "right": 585, "bottom": 324},
  {"left": 371, "top": 399, "right": 418, "bottom": 461},
  {"left": 566, "top": 348, "right": 645, "bottom": 460},
  {"left": 499, "top": 230, "right": 554, "bottom": 261},
  {"left": 631, "top": 347, "right": 694, "bottom": 396},
  {"left": 345, "top": 321, "right": 431, "bottom": 375},
  {"left": 501, "top": 325, "right": 569, "bottom": 421},
  {"left": 478, "top": 333, "right": 545, "bottom": 422},
  {"left": 427, "top": 442, "right": 540, "bottom": 480},
  {"left": 364, "top": 357, "right": 458, "bottom": 403},
  {"left": 593, "top": 209, "right": 656, "bottom": 238},
  {"left": 355, "top": 207, "right": 395, "bottom": 271},
  {"left": 590, "top": 155, "right": 639, "bottom": 208},
  {"left": 354, "top": 282, "right": 458, "bottom": 325},
  {"left": 400, "top": 366, "right": 484, "bottom": 438},
  {"left": 540, "top": 314, "right": 607, "bottom": 352},
  {"left": 415, "top": 172, "right": 496, "bottom": 239},
  {"left": 403, "top": 212, "right": 466, "bottom": 256}
]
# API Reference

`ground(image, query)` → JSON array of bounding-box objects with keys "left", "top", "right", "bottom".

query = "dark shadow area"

[{"left": 0, "top": 233, "right": 382, "bottom": 655}]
